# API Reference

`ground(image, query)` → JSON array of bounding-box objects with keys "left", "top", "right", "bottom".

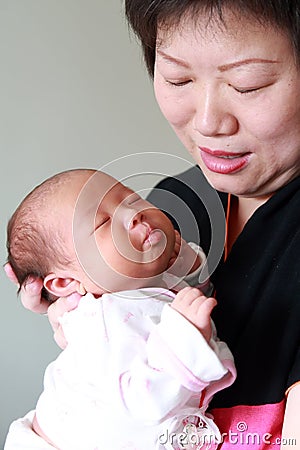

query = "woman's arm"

[{"left": 281, "top": 382, "right": 300, "bottom": 449}]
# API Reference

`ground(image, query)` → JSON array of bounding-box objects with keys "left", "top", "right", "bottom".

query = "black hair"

[
  {"left": 6, "top": 170, "right": 88, "bottom": 302},
  {"left": 125, "top": 0, "right": 300, "bottom": 77}
]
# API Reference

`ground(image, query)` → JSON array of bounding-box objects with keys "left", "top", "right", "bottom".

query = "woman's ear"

[{"left": 44, "top": 274, "right": 86, "bottom": 297}]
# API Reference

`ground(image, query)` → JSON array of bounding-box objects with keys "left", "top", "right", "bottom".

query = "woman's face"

[{"left": 154, "top": 11, "right": 300, "bottom": 198}]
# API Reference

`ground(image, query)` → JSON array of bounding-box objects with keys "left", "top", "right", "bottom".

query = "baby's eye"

[
  {"left": 127, "top": 193, "right": 142, "bottom": 205},
  {"left": 95, "top": 217, "right": 110, "bottom": 230}
]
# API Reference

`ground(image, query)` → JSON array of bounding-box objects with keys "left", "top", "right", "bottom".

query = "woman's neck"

[{"left": 226, "top": 194, "right": 271, "bottom": 254}]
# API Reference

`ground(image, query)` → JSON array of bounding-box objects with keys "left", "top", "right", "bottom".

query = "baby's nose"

[
  {"left": 127, "top": 211, "right": 144, "bottom": 230},
  {"left": 120, "top": 207, "right": 140, "bottom": 230}
]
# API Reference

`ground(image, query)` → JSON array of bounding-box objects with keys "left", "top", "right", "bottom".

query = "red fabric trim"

[{"left": 210, "top": 400, "right": 286, "bottom": 449}]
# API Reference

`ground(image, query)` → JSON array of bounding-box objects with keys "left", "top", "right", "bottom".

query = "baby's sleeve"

[{"left": 119, "top": 304, "right": 234, "bottom": 422}]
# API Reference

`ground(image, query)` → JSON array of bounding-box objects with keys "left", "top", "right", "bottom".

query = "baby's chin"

[
  {"left": 82, "top": 264, "right": 169, "bottom": 295},
  {"left": 142, "top": 236, "right": 174, "bottom": 266},
  {"left": 124, "top": 259, "right": 173, "bottom": 289},
  {"left": 127, "top": 274, "right": 166, "bottom": 290},
  {"left": 121, "top": 262, "right": 169, "bottom": 283}
]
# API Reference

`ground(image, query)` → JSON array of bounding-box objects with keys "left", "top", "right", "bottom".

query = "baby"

[{"left": 6, "top": 169, "right": 236, "bottom": 450}]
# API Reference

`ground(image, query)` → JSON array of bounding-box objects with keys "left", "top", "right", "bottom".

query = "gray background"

[{"left": 0, "top": 1, "right": 193, "bottom": 446}]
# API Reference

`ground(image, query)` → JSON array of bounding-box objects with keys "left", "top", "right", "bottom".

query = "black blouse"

[{"left": 147, "top": 166, "right": 300, "bottom": 440}]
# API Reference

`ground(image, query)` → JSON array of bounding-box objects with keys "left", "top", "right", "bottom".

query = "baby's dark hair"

[
  {"left": 125, "top": 0, "right": 300, "bottom": 77},
  {"left": 6, "top": 170, "right": 90, "bottom": 301}
]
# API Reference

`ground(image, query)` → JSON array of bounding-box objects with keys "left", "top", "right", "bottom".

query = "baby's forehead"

[
  {"left": 77, "top": 171, "right": 124, "bottom": 197},
  {"left": 70, "top": 171, "right": 129, "bottom": 211},
  {"left": 67, "top": 170, "right": 116, "bottom": 194}
]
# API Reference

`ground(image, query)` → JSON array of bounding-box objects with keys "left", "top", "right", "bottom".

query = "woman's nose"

[{"left": 192, "top": 85, "right": 238, "bottom": 137}]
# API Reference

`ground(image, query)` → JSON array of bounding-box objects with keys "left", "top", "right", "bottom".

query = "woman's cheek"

[
  {"left": 154, "top": 79, "right": 197, "bottom": 153},
  {"left": 154, "top": 83, "right": 192, "bottom": 128}
]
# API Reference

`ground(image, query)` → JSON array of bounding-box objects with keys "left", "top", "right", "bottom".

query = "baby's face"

[{"left": 59, "top": 171, "right": 175, "bottom": 294}]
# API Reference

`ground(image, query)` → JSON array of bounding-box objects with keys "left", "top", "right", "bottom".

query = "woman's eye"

[
  {"left": 166, "top": 79, "right": 192, "bottom": 87},
  {"left": 231, "top": 85, "right": 263, "bottom": 94},
  {"left": 236, "top": 88, "right": 259, "bottom": 94}
]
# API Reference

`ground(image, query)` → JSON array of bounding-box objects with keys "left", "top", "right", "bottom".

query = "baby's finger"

[
  {"left": 174, "top": 231, "right": 181, "bottom": 249},
  {"left": 174, "top": 286, "right": 192, "bottom": 299},
  {"left": 168, "top": 256, "right": 177, "bottom": 267},
  {"left": 175, "top": 287, "right": 201, "bottom": 305},
  {"left": 174, "top": 229, "right": 181, "bottom": 241},
  {"left": 197, "top": 297, "right": 217, "bottom": 316}
]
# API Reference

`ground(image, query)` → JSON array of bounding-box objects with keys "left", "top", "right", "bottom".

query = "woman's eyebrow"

[
  {"left": 156, "top": 49, "right": 190, "bottom": 68},
  {"left": 156, "top": 51, "right": 280, "bottom": 72},
  {"left": 218, "top": 58, "right": 280, "bottom": 72}
]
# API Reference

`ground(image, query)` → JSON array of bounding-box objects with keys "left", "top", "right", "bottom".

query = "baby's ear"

[{"left": 44, "top": 274, "right": 85, "bottom": 297}]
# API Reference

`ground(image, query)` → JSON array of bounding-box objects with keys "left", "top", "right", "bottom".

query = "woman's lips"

[{"left": 199, "top": 147, "right": 251, "bottom": 174}]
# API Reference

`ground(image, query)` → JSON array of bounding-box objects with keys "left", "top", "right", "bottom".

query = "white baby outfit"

[
  {"left": 35, "top": 287, "right": 235, "bottom": 449},
  {"left": 5, "top": 247, "right": 236, "bottom": 450}
]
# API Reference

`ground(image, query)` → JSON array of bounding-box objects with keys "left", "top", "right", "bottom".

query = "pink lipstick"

[{"left": 200, "top": 147, "right": 250, "bottom": 174}]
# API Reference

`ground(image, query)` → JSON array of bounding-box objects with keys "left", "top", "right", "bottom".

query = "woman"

[{"left": 6, "top": 0, "right": 300, "bottom": 448}]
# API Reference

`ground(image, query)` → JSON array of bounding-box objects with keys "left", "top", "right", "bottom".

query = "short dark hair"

[
  {"left": 125, "top": 0, "right": 300, "bottom": 77},
  {"left": 6, "top": 171, "right": 79, "bottom": 301}
]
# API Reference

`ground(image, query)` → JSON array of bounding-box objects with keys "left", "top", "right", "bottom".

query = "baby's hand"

[
  {"left": 168, "top": 231, "right": 201, "bottom": 277},
  {"left": 171, "top": 287, "right": 217, "bottom": 342}
]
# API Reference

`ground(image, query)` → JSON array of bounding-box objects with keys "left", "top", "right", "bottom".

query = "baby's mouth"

[
  {"left": 143, "top": 228, "right": 165, "bottom": 251},
  {"left": 129, "top": 221, "right": 165, "bottom": 251},
  {"left": 146, "top": 228, "right": 163, "bottom": 244}
]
